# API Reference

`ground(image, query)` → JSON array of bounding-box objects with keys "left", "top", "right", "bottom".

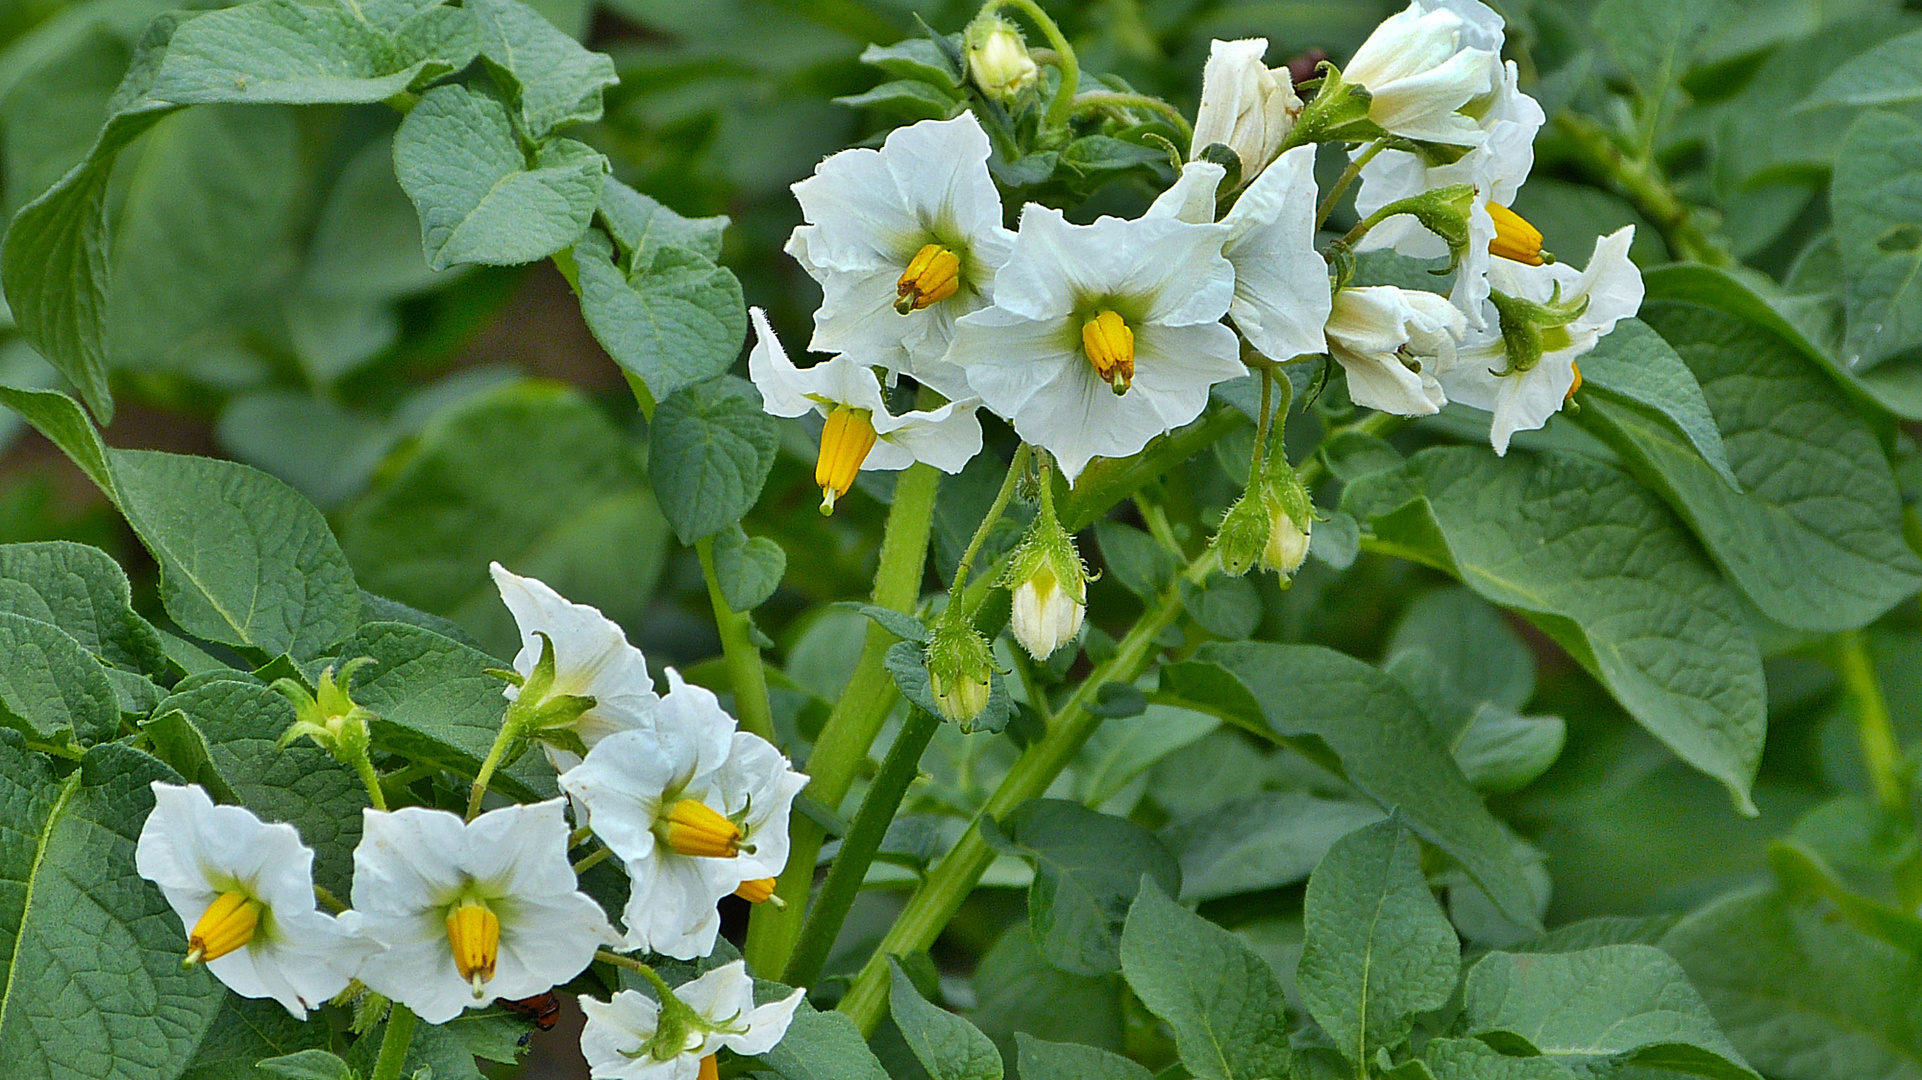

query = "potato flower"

[
  {"left": 135, "top": 782, "right": 374, "bottom": 1019},
  {"left": 1342, "top": 0, "right": 1499, "bottom": 146},
  {"left": 1324, "top": 286, "right": 1466, "bottom": 416},
  {"left": 579, "top": 961, "right": 805, "bottom": 1080}
]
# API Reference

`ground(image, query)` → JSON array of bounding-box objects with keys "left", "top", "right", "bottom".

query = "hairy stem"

[
  {"left": 369, "top": 1004, "right": 417, "bottom": 1080},
  {"left": 836, "top": 574, "right": 1190, "bottom": 1033},
  {"left": 1071, "top": 92, "right": 1194, "bottom": 144},
  {"left": 1315, "top": 140, "right": 1384, "bottom": 230},
  {"left": 1553, "top": 112, "right": 1731, "bottom": 267},
  {"left": 744, "top": 463, "right": 942, "bottom": 974},
  {"left": 952, "top": 444, "right": 1032, "bottom": 597},
  {"left": 1834, "top": 630, "right": 1906, "bottom": 814},
  {"left": 783, "top": 706, "right": 942, "bottom": 988},
  {"left": 985, "top": 0, "right": 1079, "bottom": 130},
  {"left": 464, "top": 721, "right": 517, "bottom": 822},
  {"left": 351, "top": 752, "right": 389, "bottom": 812},
  {"left": 697, "top": 536, "right": 777, "bottom": 743}
]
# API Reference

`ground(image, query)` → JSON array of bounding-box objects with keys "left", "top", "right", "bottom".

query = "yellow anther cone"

[
  {"left": 1487, "top": 202, "right": 1546, "bottom": 266},
  {"left": 188, "top": 890, "right": 261, "bottom": 964},
  {"left": 446, "top": 899, "right": 500, "bottom": 997},
  {"left": 1082, "top": 310, "right": 1135, "bottom": 394},
  {"left": 699, "top": 1055, "right": 721, "bottom": 1080},
  {"left": 734, "top": 877, "right": 785, "bottom": 906},
  {"left": 816, "top": 405, "right": 878, "bottom": 515},
  {"left": 661, "top": 799, "right": 743, "bottom": 858},
  {"left": 896, "top": 243, "right": 962, "bottom": 313}
]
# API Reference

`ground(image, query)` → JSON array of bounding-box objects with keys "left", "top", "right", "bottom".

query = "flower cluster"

[{"left": 135, "top": 567, "right": 807, "bottom": 1078}]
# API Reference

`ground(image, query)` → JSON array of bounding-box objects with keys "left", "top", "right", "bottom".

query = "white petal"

[
  {"left": 675, "top": 960, "right": 757, "bottom": 1027},
  {"left": 354, "top": 909, "right": 475, "bottom": 1024},
  {"left": 872, "top": 401, "right": 983, "bottom": 475},
  {"left": 1147, "top": 161, "right": 1225, "bottom": 225},
  {"left": 560, "top": 730, "right": 678, "bottom": 864},
  {"left": 747, "top": 307, "right": 823, "bottom": 418},
  {"left": 729, "top": 987, "right": 807, "bottom": 1056},
  {"left": 883, "top": 114, "right": 1008, "bottom": 257},
  {"left": 350, "top": 806, "right": 470, "bottom": 915},
  {"left": 490, "top": 564, "right": 660, "bottom": 741},
  {"left": 461, "top": 799, "right": 579, "bottom": 899},
  {"left": 1489, "top": 357, "right": 1577, "bottom": 454},
  {"left": 580, "top": 991, "right": 666, "bottom": 1080},
  {"left": 227, "top": 907, "right": 377, "bottom": 1019},
  {"left": 620, "top": 852, "right": 727, "bottom": 960},
  {"left": 791, "top": 147, "right": 922, "bottom": 267},
  {"left": 946, "top": 307, "right": 1078, "bottom": 420},
  {"left": 491, "top": 888, "right": 613, "bottom": 1001},
  {"left": 1221, "top": 145, "right": 1330, "bottom": 360}
]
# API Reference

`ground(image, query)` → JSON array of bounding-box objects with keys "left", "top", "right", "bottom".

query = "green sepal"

[
  {"left": 1212, "top": 489, "right": 1271, "bottom": 578},
  {"left": 1486, "top": 286, "right": 1589, "bottom": 377},
  {"left": 925, "top": 610, "right": 996, "bottom": 728},
  {"left": 1285, "top": 62, "right": 1387, "bottom": 148},
  {"left": 1370, "top": 183, "right": 1476, "bottom": 270}
]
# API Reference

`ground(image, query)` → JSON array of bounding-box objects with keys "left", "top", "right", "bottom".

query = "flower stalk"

[{"left": 697, "top": 535, "right": 777, "bottom": 743}]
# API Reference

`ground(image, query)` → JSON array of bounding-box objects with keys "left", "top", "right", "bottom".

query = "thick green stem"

[
  {"left": 1553, "top": 112, "right": 1732, "bottom": 267},
  {"left": 369, "top": 1004, "right": 418, "bottom": 1080},
  {"left": 1315, "top": 140, "right": 1384, "bottom": 230},
  {"left": 744, "top": 463, "right": 942, "bottom": 974},
  {"left": 984, "top": 0, "right": 1078, "bottom": 130},
  {"left": 1834, "top": 630, "right": 1906, "bottom": 814},
  {"left": 783, "top": 707, "right": 941, "bottom": 988},
  {"left": 352, "top": 752, "right": 389, "bottom": 812},
  {"left": 837, "top": 578, "right": 1189, "bottom": 1033},
  {"left": 697, "top": 536, "right": 777, "bottom": 743}
]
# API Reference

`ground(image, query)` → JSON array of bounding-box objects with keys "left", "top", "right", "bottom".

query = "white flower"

[
  {"left": 1148, "top": 148, "right": 1331, "bottom": 362},
  {"left": 1324, "top": 286, "right": 1466, "bottom": 416},
  {"left": 1354, "top": 56, "right": 1545, "bottom": 327},
  {"left": 786, "top": 113, "right": 1015, "bottom": 397},
  {"left": 1191, "top": 38, "right": 1301, "bottom": 184},
  {"left": 1342, "top": 0, "right": 1500, "bottom": 146},
  {"left": 560, "top": 672, "right": 809, "bottom": 959},
  {"left": 493, "top": 563, "right": 662, "bottom": 773},
  {"left": 579, "top": 961, "right": 805, "bottom": 1080},
  {"left": 351, "top": 799, "right": 613, "bottom": 1024},
  {"left": 136, "top": 783, "right": 374, "bottom": 1019},
  {"left": 1441, "top": 226, "right": 1644, "bottom": 453},
  {"left": 943, "top": 204, "right": 1242, "bottom": 482},
  {"left": 747, "top": 307, "right": 982, "bottom": 513}
]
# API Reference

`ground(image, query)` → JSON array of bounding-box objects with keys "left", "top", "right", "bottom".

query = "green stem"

[
  {"left": 313, "top": 885, "right": 347, "bottom": 914},
  {"left": 1070, "top": 92, "right": 1193, "bottom": 144},
  {"left": 985, "top": 0, "right": 1079, "bottom": 130},
  {"left": 1834, "top": 630, "right": 1906, "bottom": 814},
  {"left": 596, "top": 950, "right": 673, "bottom": 995},
  {"left": 952, "top": 444, "right": 1032, "bottom": 597},
  {"left": 837, "top": 576, "right": 1190, "bottom": 1034},
  {"left": 697, "top": 536, "right": 777, "bottom": 743},
  {"left": 744, "top": 462, "right": 942, "bottom": 975},
  {"left": 573, "top": 847, "right": 612, "bottom": 875},
  {"left": 465, "top": 721, "right": 517, "bottom": 822},
  {"left": 783, "top": 707, "right": 941, "bottom": 988},
  {"left": 352, "top": 752, "right": 389, "bottom": 812},
  {"left": 1553, "top": 112, "right": 1732, "bottom": 267},
  {"left": 1315, "top": 140, "right": 1384, "bottom": 230},
  {"left": 369, "top": 1004, "right": 417, "bottom": 1080},
  {"left": 23, "top": 740, "right": 83, "bottom": 761}
]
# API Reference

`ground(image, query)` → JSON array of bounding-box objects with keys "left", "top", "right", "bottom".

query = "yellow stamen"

[
  {"left": 815, "top": 405, "right": 878, "bottom": 515},
  {"left": 1081, "top": 309, "right": 1135, "bottom": 395},
  {"left": 661, "top": 799, "right": 743, "bottom": 859},
  {"left": 1565, "top": 361, "right": 1583, "bottom": 402},
  {"left": 699, "top": 1055, "right": 720, "bottom": 1080},
  {"left": 734, "top": 877, "right": 786, "bottom": 907},
  {"left": 896, "top": 243, "right": 962, "bottom": 314},
  {"left": 1487, "top": 202, "right": 1545, "bottom": 266},
  {"left": 188, "top": 890, "right": 261, "bottom": 964},
  {"left": 446, "top": 898, "right": 500, "bottom": 998}
]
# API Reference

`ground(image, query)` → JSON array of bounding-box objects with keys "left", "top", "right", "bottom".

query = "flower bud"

[
  {"left": 965, "top": 14, "right": 1037, "bottom": 102},
  {"left": 1001, "top": 505, "right": 1091, "bottom": 661},
  {"left": 272, "top": 658, "right": 376, "bottom": 762},
  {"left": 1211, "top": 487, "right": 1271, "bottom": 578},
  {"left": 1192, "top": 38, "right": 1302, "bottom": 186},
  {"left": 1259, "top": 462, "right": 1314, "bottom": 578},
  {"left": 926, "top": 615, "right": 995, "bottom": 728}
]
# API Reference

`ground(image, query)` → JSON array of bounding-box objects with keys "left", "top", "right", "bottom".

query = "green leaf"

[
  {"left": 0, "top": 25, "right": 125, "bottom": 218},
  {"left": 468, "top": 0, "right": 617, "bottom": 138},
  {"left": 1118, "top": 880, "right": 1292, "bottom": 1080},
  {"left": 571, "top": 228, "right": 745, "bottom": 401},
  {"left": 599, "top": 177, "right": 727, "bottom": 264},
  {"left": 1592, "top": 0, "right": 1732, "bottom": 123},
  {"left": 1804, "top": 27, "right": 1922, "bottom": 109},
  {"left": 648, "top": 375, "right": 779, "bottom": 544},
  {"left": 340, "top": 380, "right": 669, "bottom": 652},
  {"left": 713, "top": 524, "right": 785, "bottom": 612},
  {"left": 1463, "top": 945, "right": 1760, "bottom": 1079},
  {"left": 0, "top": 385, "right": 116, "bottom": 496},
  {"left": 149, "top": 0, "right": 472, "bottom": 105},
  {"left": 0, "top": 540, "right": 168, "bottom": 675},
  {"left": 1165, "top": 643, "right": 1541, "bottom": 928},
  {"left": 1591, "top": 299, "right": 1922, "bottom": 632},
  {"left": 300, "top": 132, "right": 446, "bottom": 303},
  {"left": 257, "top": 1049, "right": 356, "bottom": 1080},
  {"left": 859, "top": 38, "right": 961, "bottom": 87},
  {"left": 1162, "top": 792, "right": 1384, "bottom": 902},
  {"left": 394, "top": 83, "right": 606, "bottom": 271},
  {"left": 1093, "top": 521, "right": 1173, "bottom": 599},
  {"left": 1015, "top": 1034, "right": 1151, "bottom": 1080},
  {"left": 178, "top": 995, "right": 329, "bottom": 1080},
  {"left": 0, "top": 612, "right": 119, "bottom": 745},
  {"left": 110, "top": 448, "right": 360, "bottom": 659},
  {"left": 1073, "top": 704, "right": 1217, "bottom": 810},
  {"left": 1343, "top": 448, "right": 1765, "bottom": 812},
  {"left": 0, "top": 13, "right": 184, "bottom": 423},
  {"left": 834, "top": 79, "right": 964, "bottom": 121},
  {"left": 1179, "top": 573, "right": 1260, "bottom": 640},
  {"left": 146, "top": 679, "right": 366, "bottom": 896},
  {"left": 0, "top": 738, "right": 223, "bottom": 1078},
  {"left": 888, "top": 958, "right": 1004, "bottom": 1080},
  {"left": 1297, "top": 819, "right": 1461, "bottom": 1067},
  {"left": 1059, "top": 135, "right": 1167, "bottom": 176},
  {"left": 1418, "top": 1038, "right": 1576, "bottom": 1080},
  {"left": 981, "top": 799, "right": 1180, "bottom": 977},
  {"left": 1575, "top": 318, "right": 1737, "bottom": 488},
  {"left": 1660, "top": 888, "right": 1922, "bottom": 1080},
  {"left": 1833, "top": 109, "right": 1922, "bottom": 370},
  {"left": 760, "top": 1000, "right": 893, "bottom": 1080},
  {"left": 973, "top": 928, "right": 1125, "bottom": 1056}
]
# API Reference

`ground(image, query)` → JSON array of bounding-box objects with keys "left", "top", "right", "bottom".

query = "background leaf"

[
  {"left": 648, "top": 375, "right": 779, "bottom": 545},
  {"left": 889, "top": 957, "right": 1004, "bottom": 1080}
]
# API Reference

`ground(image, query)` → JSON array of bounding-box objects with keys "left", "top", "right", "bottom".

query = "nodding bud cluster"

[
  {"left": 1000, "top": 498, "right": 1089, "bottom": 661},
  {"left": 925, "top": 610, "right": 996, "bottom": 729},
  {"left": 1213, "top": 457, "right": 1314, "bottom": 580},
  {"left": 272, "top": 658, "right": 376, "bottom": 762},
  {"left": 964, "top": 14, "right": 1037, "bottom": 102}
]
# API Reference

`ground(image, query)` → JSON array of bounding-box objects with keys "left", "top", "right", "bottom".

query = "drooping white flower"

[
  {"left": 747, "top": 307, "right": 982, "bottom": 513},
  {"left": 1324, "top": 286, "right": 1466, "bottom": 416},
  {"left": 1354, "top": 55, "right": 1546, "bottom": 327},
  {"left": 943, "top": 204, "right": 1242, "bottom": 482},
  {"left": 351, "top": 799, "right": 613, "bottom": 1024},
  {"left": 136, "top": 783, "right": 375, "bottom": 1019},
  {"left": 560, "top": 672, "right": 809, "bottom": 960},
  {"left": 492, "top": 563, "right": 662, "bottom": 773},
  {"left": 1148, "top": 147, "right": 1331, "bottom": 362},
  {"left": 786, "top": 113, "right": 1015, "bottom": 397},
  {"left": 1191, "top": 38, "right": 1302, "bottom": 185},
  {"left": 1440, "top": 226, "right": 1644, "bottom": 454},
  {"left": 1342, "top": 0, "right": 1500, "bottom": 146},
  {"left": 579, "top": 961, "right": 805, "bottom": 1080}
]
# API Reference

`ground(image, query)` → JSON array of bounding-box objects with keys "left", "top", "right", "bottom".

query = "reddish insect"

[{"left": 497, "top": 992, "right": 561, "bottom": 1030}]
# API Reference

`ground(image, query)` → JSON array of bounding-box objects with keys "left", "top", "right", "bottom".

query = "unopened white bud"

[
  {"left": 1191, "top": 38, "right": 1301, "bottom": 185},
  {"left": 1011, "top": 562, "right": 1085, "bottom": 660},
  {"left": 966, "top": 16, "right": 1037, "bottom": 102},
  {"left": 1261, "top": 509, "right": 1311, "bottom": 575}
]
